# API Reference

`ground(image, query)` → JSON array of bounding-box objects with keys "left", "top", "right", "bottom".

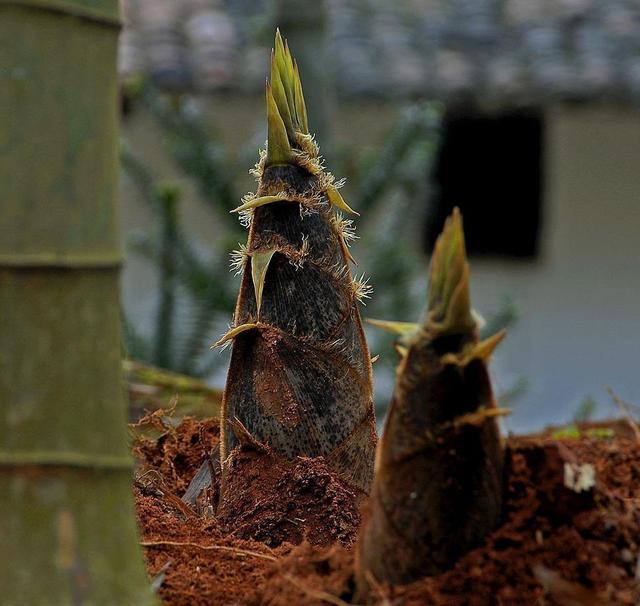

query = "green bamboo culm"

[
  {"left": 216, "top": 30, "right": 377, "bottom": 495},
  {"left": 0, "top": 2, "right": 155, "bottom": 604}
]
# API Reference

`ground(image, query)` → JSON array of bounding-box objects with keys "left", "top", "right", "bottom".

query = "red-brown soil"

[
  {"left": 216, "top": 445, "right": 364, "bottom": 548},
  {"left": 133, "top": 414, "right": 640, "bottom": 605}
]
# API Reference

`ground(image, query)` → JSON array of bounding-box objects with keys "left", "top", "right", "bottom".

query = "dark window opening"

[{"left": 424, "top": 110, "right": 543, "bottom": 259}]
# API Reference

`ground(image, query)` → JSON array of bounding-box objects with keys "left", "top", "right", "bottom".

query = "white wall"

[{"left": 471, "top": 104, "right": 640, "bottom": 433}]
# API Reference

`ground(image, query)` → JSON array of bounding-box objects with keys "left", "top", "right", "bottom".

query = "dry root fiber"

[
  {"left": 356, "top": 209, "right": 506, "bottom": 595},
  {"left": 217, "top": 31, "right": 377, "bottom": 496}
]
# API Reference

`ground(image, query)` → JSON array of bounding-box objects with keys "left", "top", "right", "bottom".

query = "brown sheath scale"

[
  {"left": 216, "top": 31, "right": 377, "bottom": 494},
  {"left": 356, "top": 209, "right": 507, "bottom": 593}
]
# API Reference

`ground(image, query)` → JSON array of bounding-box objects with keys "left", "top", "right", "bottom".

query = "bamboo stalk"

[
  {"left": 0, "top": 2, "right": 154, "bottom": 603},
  {"left": 356, "top": 209, "right": 505, "bottom": 594},
  {"left": 216, "top": 31, "right": 377, "bottom": 495}
]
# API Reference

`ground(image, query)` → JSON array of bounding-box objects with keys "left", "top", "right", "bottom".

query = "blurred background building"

[{"left": 117, "top": 0, "right": 640, "bottom": 432}]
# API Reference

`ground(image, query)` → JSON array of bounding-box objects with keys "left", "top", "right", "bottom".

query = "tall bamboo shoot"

[{"left": 217, "top": 31, "right": 377, "bottom": 495}]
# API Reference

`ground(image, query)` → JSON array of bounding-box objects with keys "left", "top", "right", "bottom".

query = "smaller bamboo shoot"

[{"left": 356, "top": 208, "right": 506, "bottom": 595}]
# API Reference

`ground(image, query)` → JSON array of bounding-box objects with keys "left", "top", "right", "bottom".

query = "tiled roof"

[{"left": 120, "top": 0, "right": 640, "bottom": 106}]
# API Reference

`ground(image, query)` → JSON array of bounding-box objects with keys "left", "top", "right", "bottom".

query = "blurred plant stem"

[{"left": 154, "top": 183, "right": 180, "bottom": 369}]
